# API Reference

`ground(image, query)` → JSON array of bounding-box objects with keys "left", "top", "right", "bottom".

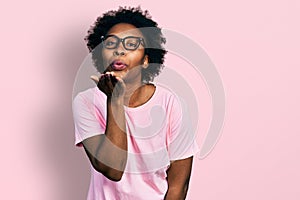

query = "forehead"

[{"left": 107, "top": 23, "right": 144, "bottom": 37}]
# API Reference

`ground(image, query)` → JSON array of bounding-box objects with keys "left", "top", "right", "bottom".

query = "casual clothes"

[{"left": 73, "top": 84, "right": 199, "bottom": 200}]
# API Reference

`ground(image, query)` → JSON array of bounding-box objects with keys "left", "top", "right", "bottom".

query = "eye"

[
  {"left": 105, "top": 41, "right": 116, "bottom": 47},
  {"left": 127, "top": 42, "right": 137, "bottom": 47},
  {"left": 125, "top": 39, "right": 139, "bottom": 49},
  {"left": 103, "top": 36, "right": 118, "bottom": 48}
]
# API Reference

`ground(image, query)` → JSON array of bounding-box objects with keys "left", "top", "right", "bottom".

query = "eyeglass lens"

[{"left": 103, "top": 35, "right": 142, "bottom": 50}]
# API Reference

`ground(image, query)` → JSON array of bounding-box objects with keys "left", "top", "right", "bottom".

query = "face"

[{"left": 101, "top": 23, "right": 148, "bottom": 83}]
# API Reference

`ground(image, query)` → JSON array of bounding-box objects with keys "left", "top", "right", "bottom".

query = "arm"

[
  {"left": 164, "top": 156, "right": 193, "bottom": 200},
  {"left": 82, "top": 98, "right": 127, "bottom": 181},
  {"left": 81, "top": 73, "right": 128, "bottom": 181}
]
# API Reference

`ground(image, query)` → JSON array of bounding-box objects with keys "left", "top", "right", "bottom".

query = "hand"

[{"left": 91, "top": 71, "right": 127, "bottom": 100}]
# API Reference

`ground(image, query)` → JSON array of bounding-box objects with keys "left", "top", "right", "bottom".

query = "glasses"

[{"left": 101, "top": 35, "right": 145, "bottom": 51}]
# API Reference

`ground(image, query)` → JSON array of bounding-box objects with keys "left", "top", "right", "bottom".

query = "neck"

[{"left": 123, "top": 81, "right": 144, "bottom": 106}]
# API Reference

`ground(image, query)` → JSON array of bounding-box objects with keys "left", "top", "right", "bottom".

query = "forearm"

[
  {"left": 164, "top": 157, "right": 193, "bottom": 199},
  {"left": 93, "top": 99, "right": 128, "bottom": 181},
  {"left": 104, "top": 98, "right": 127, "bottom": 150}
]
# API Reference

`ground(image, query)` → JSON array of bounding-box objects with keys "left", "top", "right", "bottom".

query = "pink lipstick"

[{"left": 111, "top": 60, "right": 127, "bottom": 71}]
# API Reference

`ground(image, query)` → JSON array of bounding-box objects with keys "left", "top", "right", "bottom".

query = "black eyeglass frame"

[{"left": 101, "top": 35, "right": 145, "bottom": 51}]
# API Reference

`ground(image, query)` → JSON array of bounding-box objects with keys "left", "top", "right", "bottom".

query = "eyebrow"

[{"left": 104, "top": 34, "right": 144, "bottom": 38}]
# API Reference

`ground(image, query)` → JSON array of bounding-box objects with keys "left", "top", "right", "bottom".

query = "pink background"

[{"left": 1, "top": 0, "right": 300, "bottom": 199}]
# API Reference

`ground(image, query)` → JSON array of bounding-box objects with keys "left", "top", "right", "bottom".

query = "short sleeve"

[
  {"left": 72, "top": 90, "right": 106, "bottom": 147},
  {"left": 167, "top": 95, "right": 199, "bottom": 161}
]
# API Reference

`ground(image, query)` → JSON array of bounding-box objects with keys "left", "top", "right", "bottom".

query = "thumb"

[{"left": 90, "top": 75, "right": 99, "bottom": 84}]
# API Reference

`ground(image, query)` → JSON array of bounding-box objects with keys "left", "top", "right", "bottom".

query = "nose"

[
  {"left": 113, "top": 51, "right": 125, "bottom": 56},
  {"left": 113, "top": 41, "right": 126, "bottom": 56}
]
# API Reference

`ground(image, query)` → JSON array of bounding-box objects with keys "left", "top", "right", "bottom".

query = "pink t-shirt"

[{"left": 72, "top": 84, "right": 199, "bottom": 200}]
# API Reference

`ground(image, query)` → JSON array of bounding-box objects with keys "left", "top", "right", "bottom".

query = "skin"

[{"left": 84, "top": 23, "right": 193, "bottom": 199}]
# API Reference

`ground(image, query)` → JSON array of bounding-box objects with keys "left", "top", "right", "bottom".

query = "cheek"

[
  {"left": 128, "top": 50, "right": 145, "bottom": 64},
  {"left": 101, "top": 50, "right": 111, "bottom": 65}
]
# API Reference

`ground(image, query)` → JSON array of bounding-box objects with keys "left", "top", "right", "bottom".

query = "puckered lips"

[{"left": 110, "top": 60, "right": 128, "bottom": 71}]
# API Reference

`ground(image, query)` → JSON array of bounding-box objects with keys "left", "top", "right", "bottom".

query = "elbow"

[
  {"left": 166, "top": 184, "right": 189, "bottom": 199},
  {"left": 103, "top": 170, "right": 124, "bottom": 182},
  {"left": 92, "top": 163, "right": 124, "bottom": 182},
  {"left": 90, "top": 152, "right": 127, "bottom": 182},
  {"left": 182, "top": 181, "right": 190, "bottom": 196}
]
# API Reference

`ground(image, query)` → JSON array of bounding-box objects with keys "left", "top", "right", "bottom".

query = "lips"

[{"left": 110, "top": 60, "right": 127, "bottom": 71}]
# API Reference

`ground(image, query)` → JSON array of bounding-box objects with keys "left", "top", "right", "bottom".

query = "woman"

[{"left": 73, "top": 6, "right": 198, "bottom": 199}]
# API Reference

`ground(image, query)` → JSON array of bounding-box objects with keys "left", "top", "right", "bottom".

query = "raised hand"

[{"left": 91, "top": 71, "right": 127, "bottom": 101}]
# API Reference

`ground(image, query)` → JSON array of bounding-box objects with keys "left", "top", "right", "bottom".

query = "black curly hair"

[{"left": 84, "top": 6, "right": 167, "bottom": 82}]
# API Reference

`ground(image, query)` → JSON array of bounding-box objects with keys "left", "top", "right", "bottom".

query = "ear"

[{"left": 143, "top": 55, "right": 149, "bottom": 69}]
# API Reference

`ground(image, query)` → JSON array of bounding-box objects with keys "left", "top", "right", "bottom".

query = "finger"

[
  {"left": 110, "top": 72, "right": 118, "bottom": 86},
  {"left": 108, "top": 68, "right": 126, "bottom": 79},
  {"left": 112, "top": 77, "right": 126, "bottom": 97},
  {"left": 90, "top": 75, "right": 99, "bottom": 84},
  {"left": 98, "top": 74, "right": 107, "bottom": 89},
  {"left": 115, "top": 77, "right": 126, "bottom": 90},
  {"left": 115, "top": 76, "right": 125, "bottom": 86},
  {"left": 104, "top": 73, "right": 114, "bottom": 92}
]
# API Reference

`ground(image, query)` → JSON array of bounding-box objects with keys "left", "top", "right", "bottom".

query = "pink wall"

[{"left": 1, "top": 0, "right": 299, "bottom": 199}]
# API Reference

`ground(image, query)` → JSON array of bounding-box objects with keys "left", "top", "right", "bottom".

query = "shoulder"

[
  {"left": 152, "top": 83, "right": 185, "bottom": 117},
  {"left": 154, "top": 83, "right": 183, "bottom": 106},
  {"left": 73, "top": 87, "right": 106, "bottom": 109},
  {"left": 154, "top": 83, "right": 179, "bottom": 101}
]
